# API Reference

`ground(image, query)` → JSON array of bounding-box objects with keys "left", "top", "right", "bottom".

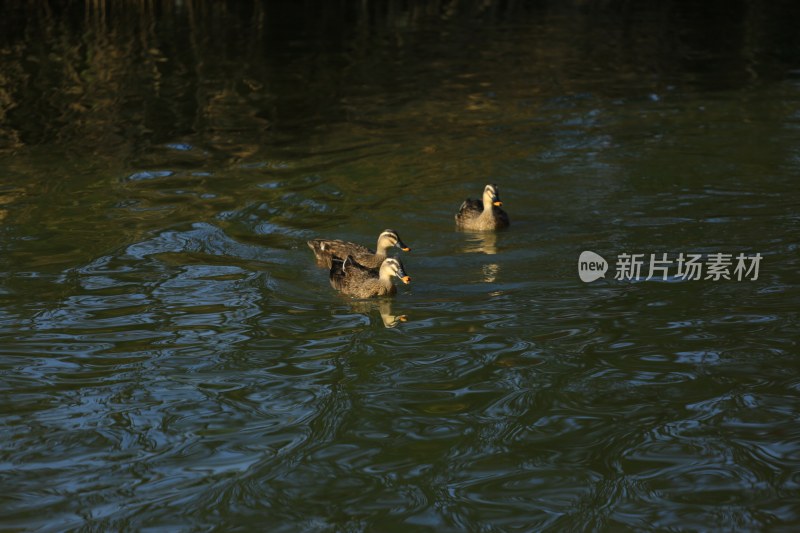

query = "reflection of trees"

[
  {"left": 1, "top": 0, "right": 796, "bottom": 155},
  {"left": 1, "top": 2, "right": 270, "bottom": 158}
]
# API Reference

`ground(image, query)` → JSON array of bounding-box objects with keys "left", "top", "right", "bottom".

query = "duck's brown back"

[
  {"left": 455, "top": 198, "right": 484, "bottom": 228},
  {"left": 308, "top": 239, "right": 382, "bottom": 269},
  {"left": 330, "top": 257, "right": 396, "bottom": 298}
]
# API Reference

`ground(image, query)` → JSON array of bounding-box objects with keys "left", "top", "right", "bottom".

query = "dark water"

[{"left": 2, "top": 1, "right": 800, "bottom": 530}]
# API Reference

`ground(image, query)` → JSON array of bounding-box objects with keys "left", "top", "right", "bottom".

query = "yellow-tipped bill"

[{"left": 401, "top": 276, "right": 411, "bottom": 284}]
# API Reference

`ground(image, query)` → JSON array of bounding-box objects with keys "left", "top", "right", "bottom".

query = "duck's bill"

[
  {"left": 400, "top": 275, "right": 411, "bottom": 284},
  {"left": 493, "top": 200, "right": 503, "bottom": 207},
  {"left": 397, "top": 241, "right": 411, "bottom": 252}
]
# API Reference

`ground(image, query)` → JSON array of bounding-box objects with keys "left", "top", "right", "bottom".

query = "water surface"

[{"left": 1, "top": 2, "right": 800, "bottom": 530}]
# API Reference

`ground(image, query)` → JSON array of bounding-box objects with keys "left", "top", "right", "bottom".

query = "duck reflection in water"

[
  {"left": 462, "top": 230, "right": 498, "bottom": 255},
  {"left": 349, "top": 299, "right": 408, "bottom": 328},
  {"left": 481, "top": 263, "right": 500, "bottom": 284},
  {"left": 461, "top": 231, "right": 501, "bottom": 283}
]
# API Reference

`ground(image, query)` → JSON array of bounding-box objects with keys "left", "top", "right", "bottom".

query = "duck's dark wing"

[
  {"left": 308, "top": 239, "right": 372, "bottom": 268},
  {"left": 455, "top": 198, "right": 483, "bottom": 223},
  {"left": 329, "top": 255, "right": 374, "bottom": 292}
]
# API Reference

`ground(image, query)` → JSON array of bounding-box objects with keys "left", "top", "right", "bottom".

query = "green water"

[{"left": 2, "top": 2, "right": 800, "bottom": 530}]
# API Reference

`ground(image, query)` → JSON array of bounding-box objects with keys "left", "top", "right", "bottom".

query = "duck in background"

[
  {"left": 307, "top": 229, "right": 410, "bottom": 270},
  {"left": 455, "top": 184, "right": 510, "bottom": 231}
]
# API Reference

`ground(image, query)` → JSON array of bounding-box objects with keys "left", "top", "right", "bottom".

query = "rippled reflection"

[
  {"left": 481, "top": 263, "right": 501, "bottom": 284},
  {"left": 349, "top": 299, "right": 408, "bottom": 328},
  {"left": 459, "top": 231, "right": 502, "bottom": 283},
  {"left": 461, "top": 231, "right": 499, "bottom": 255}
]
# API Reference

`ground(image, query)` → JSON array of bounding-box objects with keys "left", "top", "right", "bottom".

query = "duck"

[
  {"left": 307, "top": 229, "right": 410, "bottom": 270},
  {"left": 329, "top": 256, "right": 411, "bottom": 298},
  {"left": 455, "top": 183, "right": 510, "bottom": 231}
]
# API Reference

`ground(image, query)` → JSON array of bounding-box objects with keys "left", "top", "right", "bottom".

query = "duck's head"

[
  {"left": 378, "top": 229, "right": 411, "bottom": 253},
  {"left": 483, "top": 184, "right": 503, "bottom": 207},
  {"left": 381, "top": 257, "right": 411, "bottom": 284}
]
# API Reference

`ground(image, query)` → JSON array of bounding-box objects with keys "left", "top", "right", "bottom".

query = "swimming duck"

[
  {"left": 329, "top": 256, "right": 411, "bottom": 298},
  {"left": 307, "top": 229, "right": 410, "bottom": 270},
  {"left": 455, "top": 184, "right": 510, "bottom": 231}
]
